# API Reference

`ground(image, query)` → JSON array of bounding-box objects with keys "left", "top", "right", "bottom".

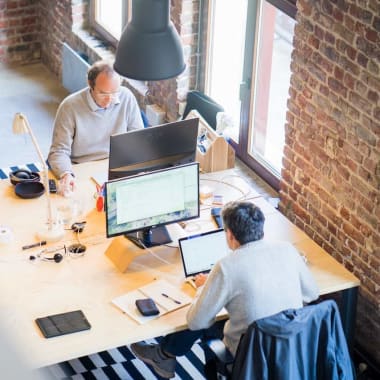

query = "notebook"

[{"left": 178, "top": 229, "right": 229, "bottom": 278}]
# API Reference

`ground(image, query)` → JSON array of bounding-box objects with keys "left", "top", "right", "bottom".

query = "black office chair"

[
  {"left": 182, "top": 90, "right": 224, "bottom": 130},
  {"left": 204, "top": 300, "right": 355, "bottom": 380}
]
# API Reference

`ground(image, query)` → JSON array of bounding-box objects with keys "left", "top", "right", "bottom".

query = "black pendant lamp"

[{"left": 114, "top": 0, "right": 186, "bottom": 81}]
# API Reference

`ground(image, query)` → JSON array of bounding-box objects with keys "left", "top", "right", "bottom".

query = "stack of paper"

[{"left": 112, "top": 279, "right": 193, "bottom": 324}]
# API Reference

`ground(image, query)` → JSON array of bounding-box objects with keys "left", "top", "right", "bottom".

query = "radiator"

[{"left": 62, "top": 43, "right": 90, "bottom": 93}]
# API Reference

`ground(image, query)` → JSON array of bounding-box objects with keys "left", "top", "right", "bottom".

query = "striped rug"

[
  {"left": 41, "top": 338, "right": 208, "bottom": 379},
  {"left": 0, "top": 162, "right": 43, "bottom": 179}
]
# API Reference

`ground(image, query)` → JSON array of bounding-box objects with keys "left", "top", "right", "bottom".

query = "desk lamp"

[
  {"left": 114, "top": 0, "right": 186, "bottom": 80},
  {"left": 12, "top": 113, "right": 64, "bottom": 242}
]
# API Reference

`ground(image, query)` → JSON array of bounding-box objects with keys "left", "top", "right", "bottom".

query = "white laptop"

[{"left": 178, "top": 229, "right": 229, "bottom": 280}]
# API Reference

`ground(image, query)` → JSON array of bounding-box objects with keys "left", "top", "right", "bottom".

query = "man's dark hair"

[
  {"left": 87, "top": 60, "right": 118, "bottom": 89},
  {"left": 222, "top": 201, "right": 265, "bottom": 245}
]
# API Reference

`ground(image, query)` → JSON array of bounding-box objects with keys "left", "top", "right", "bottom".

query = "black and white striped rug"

[
  {"left": 42, "top": 338, "right": 207, "bottom": 379},
  {"left": 0, "top": 162, "right": 43, "bottom": 179}
]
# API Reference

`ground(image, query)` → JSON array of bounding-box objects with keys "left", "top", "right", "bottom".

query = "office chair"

[
  {"left": 204, "top": 300, "right": 355, "bottom": 380},
  {"left": 182, "top": 90, "right": 224, "bottom": 130}
]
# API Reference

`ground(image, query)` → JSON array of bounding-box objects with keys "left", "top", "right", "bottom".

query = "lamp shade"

[{"left": 114, "top": 0, "right": 186, "bottom": 81}]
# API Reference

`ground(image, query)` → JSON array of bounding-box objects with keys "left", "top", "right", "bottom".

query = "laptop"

[{"left": 178, "top": 229, "right": 229, "bottom": 281}]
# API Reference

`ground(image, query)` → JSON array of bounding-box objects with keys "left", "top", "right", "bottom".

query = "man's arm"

[
  {"left": 47, "top": 102, "right": 75, "bottom": 179},
  {"left": 124, "top": 88, "right": 144, "bottom": 131},
  {"left": 187, "top": 263, "right": 229, "bottom": 330},
  {"left": 296, "top": 251, "right": 320, "bottom": 303}
]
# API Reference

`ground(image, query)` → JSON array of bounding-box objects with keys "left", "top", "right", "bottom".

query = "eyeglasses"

[{"left": 92, "top": 89, "right": 120, "bottom": 100}]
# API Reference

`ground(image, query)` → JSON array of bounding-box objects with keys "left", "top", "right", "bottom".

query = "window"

[
  {"left": 90, "top": 0, "right": 130, "bottom": 45},
  {"left": 203, "top": 0, "right": 296, "bottom": 189},
  {"left": 205, "top": 0, "right": 248, "bottom": 143}
]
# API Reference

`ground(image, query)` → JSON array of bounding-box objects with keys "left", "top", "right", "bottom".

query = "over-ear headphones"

[{"left": 9, "top": 170, "right": 40, "bottom": 185}]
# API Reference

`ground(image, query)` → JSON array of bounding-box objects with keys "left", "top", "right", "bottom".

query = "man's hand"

[
  {"left": 194, "top": 273, "right": 208, "bottom": 288},
  {"left": 58, "top": 173, "right": 75, "bottom": 197}
]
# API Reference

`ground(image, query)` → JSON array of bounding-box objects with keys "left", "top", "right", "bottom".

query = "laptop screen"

[{"left": 178, "top": 229, "right": 229, "bottom": 277}]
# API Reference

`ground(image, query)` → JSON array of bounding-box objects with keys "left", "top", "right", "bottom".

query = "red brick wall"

[
  {"left": 0, "top": 0, "right": 41, "bottom": 64},
  {"left": 280, "top": 0, "right": 380, "bottom": 363},
  {"left": 39, "top": 0, "right": 88, "bottom": 78}
]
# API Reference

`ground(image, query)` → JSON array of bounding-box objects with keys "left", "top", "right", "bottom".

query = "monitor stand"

[
  {"left": 104, "top": 227, "right": 173, "bottom": 273},
  {"left": 125, "top": 226, "right": 172, "bottom": 249}
]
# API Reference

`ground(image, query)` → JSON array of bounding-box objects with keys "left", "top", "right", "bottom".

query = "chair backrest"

[
  {"left": 232, "top": 300, "right": 354, "bottom": 380},
  {"left": 182, "top": 91, "right": 224, "bottom": 130}
]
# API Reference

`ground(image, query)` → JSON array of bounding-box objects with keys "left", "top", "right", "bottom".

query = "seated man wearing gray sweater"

[
  {"left": 131, "top": 201, "right": 319, "bottom": 379},
  {"left": 48, "top": 60, "right": 144, "bottom": 195}
]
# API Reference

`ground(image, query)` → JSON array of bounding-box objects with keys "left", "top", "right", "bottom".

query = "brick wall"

[
  {"left": 39, "top": 0, "right": 89, "bottom": 78},
  {"left": 0, "top": 0, "right": 41, "bottom": 64},
  {"left": 280, "top": 0, "right": 380, "bottom": 364}
]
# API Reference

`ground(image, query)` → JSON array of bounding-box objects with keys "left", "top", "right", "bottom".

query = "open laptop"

[{"left": 178, "top": 229, "right": 229, "bottom": 285}]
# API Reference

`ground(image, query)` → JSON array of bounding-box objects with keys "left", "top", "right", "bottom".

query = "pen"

[
  {"left": 22, "top": 241, "right": 47, "bottom": 250},
  {"left": 161, "top": 293, "right": 181, "bottom": 304}
]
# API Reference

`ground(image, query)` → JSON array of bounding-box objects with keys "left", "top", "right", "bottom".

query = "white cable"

[{"left": 199, "top": 176, "right": 250, "bottom": 202}]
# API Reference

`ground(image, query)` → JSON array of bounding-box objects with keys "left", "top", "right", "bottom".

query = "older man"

[{"left": 48, "top": 60, "right": 143, "bottom": 195}]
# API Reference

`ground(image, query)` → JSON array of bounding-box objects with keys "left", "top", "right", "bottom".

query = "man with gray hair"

[
  {"left": 48, "top": 60, "right": 144, "bottom": 195},
  {"left": 131, "top": 201, "right": 319, "bottom": 379}
]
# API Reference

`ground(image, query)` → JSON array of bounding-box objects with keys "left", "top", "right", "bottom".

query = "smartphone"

[
  {"left": 211, "top": 207, "right": 223, "bottom": 229},
  {"left": 35, "top": 310, "right": 91, "bottom": 338},
  {"left": 48, "top": 179, "right": 57, "bottom": 193},
  {"left": 135, "top": 298, "right": 160, "bottom": 316}
]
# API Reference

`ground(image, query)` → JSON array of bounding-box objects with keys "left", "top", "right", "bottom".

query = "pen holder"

[
  {"left": 94, "top": 184, "right": 105, "bottom": 212},
  {"left": 185, "top": 110, "right": 235, "bottom": 173}
]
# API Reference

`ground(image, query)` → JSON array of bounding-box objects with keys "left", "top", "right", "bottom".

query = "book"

[{"left": 112, "top": 279, "right": 193, "bottom": 324}]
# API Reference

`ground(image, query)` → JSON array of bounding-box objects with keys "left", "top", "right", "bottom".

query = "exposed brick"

[
  {"left": 374, "top": 16, "right": 380, "bottom": 32},
  {"left": 328, "top": 77, "right": 348, "bottom": 97},
  {"left": 286, "top": 0, "right": 380, "bottom": 365}
]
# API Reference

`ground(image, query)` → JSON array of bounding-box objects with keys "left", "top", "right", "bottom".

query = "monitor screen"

[
  {"left": 105, "top": 162, "right": 200, "bottom": 248},
  {"left": 108, "top": 118, "right": 199, "bottom": 180}
]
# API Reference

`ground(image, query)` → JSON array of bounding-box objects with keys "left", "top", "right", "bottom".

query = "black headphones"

[{"left": 9, "top": 169, "right": 40, "bottom": 185}]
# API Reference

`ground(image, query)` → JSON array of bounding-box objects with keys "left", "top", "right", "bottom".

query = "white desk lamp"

[{"left": 12, "top": 113, "right": 64, "bottom": 242}]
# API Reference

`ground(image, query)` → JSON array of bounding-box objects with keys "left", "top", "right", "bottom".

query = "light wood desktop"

[{"left": 0, "top": 160, "right": 359, "bottom": 368}]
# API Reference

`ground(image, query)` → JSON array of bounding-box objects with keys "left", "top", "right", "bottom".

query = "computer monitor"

[
  {"left": 105, "top": 162, "right": 200, "bottom": 248},
  {"left": 108, "top": 118, "right": 199, "bottom": 180}
]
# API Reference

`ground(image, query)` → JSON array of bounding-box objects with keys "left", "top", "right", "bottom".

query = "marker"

[{"left": 22, "top": 241, "right": 47, "bottom": 250}]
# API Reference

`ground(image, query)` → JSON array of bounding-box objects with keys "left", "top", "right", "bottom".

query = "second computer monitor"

[{"left": 108, "top": 117, "right": 199, "bottom": 180}]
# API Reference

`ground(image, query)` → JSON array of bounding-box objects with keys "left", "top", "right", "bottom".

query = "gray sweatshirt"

[
  {"left": 48, "top": 86, "right": 144, "bottom": 177},
  {"left": 187, "top": 239, "right": 319, "bottom": 355}
]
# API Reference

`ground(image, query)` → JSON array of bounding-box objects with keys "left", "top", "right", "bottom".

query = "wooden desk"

[{"left": 0, "top": 161, "right": 359, "bottom": 368}]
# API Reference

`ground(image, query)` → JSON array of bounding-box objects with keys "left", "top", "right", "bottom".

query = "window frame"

[
  {"left": 89, "top": 0, "right": 130, "bottom": 47},
  {"left": 200, "top": 0, "right": 297, "bottom": 191}
]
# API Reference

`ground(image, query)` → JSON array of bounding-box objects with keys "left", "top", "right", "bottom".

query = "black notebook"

[{"left": 35, "top": 310, "right": 91, "bottom": 338}]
